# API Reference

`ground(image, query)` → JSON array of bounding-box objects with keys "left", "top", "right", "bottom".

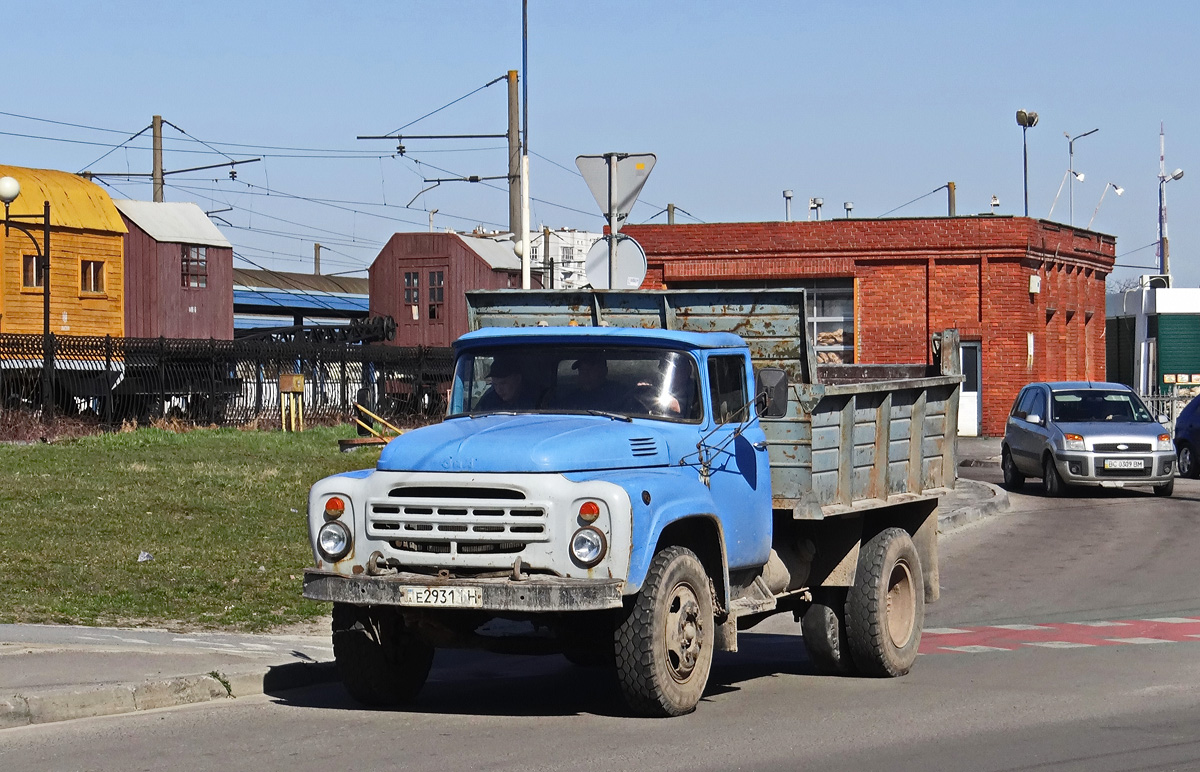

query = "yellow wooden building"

[{"left": 0, "top": 164, "right": 126, "bottom": 336}]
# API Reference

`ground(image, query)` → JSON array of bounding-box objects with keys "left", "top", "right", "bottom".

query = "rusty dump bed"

[{"left": 466, "top": 289, "right": 962, "bottom": 520}]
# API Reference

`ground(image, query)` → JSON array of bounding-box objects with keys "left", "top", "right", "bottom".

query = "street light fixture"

[
  {"left": 1065, "top": 128, "right": 1099, "bottom": 225},
  {"left": 1159, "top": 167, "right": 1184, "bottom": 277},
  {"left": 0, "top": 175, "right": 55, "bottom": 421},
  {"left": 1048, "top": 169, "right": 1085, "bottom": 219},
  {"left": 1087, "top": 182, "right": 1124, "bottom": 230},
  {"left": 1015, "top": 110, "right": 1039, "bottom": 216}
]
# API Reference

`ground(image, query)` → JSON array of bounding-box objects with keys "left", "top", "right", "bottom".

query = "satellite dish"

[{"left": 584, "top": 235, "right": 647, "bottom": 289}]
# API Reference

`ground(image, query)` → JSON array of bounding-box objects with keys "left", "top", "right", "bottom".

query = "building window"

[
  {"left": 560, "top": 246, "right": 574, "bottom": 263},
  {"left": 404, "top": 272, "right": 420, "bottom": 305},
  {"left": 81, "top": 260, "right": 105, "bottom": 293},
  {"left": 428, "top": 270, "right": 445, "bottom": 320},
  {"left": 22, "top": 255, "right": 42, "bottom": 288},
  {"left": 809, "top": 288, "right": 855, "bottom": 365},
  {"left": 181, "top": 245, "right": 207, "bottom": 288},
  {"left": 530, "top": 245, "right": 539, "bottom": 262}
]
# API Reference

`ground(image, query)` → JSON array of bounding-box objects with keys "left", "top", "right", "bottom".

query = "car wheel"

[
  {"left": 1042, "top": 455, "right": 1065, "bottom": 497},
  {"left": 1002, "top": 447, "right": 1025, "bottom": 491},
  {"left": 1153, "top": 477, "right": 1175, "bottom": 497},
  {"left": 1179, "top": 444, "right": 1198, "bottom": 479}
]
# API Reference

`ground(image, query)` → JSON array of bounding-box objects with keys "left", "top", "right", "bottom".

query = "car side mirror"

[
  {"left": 1026, "top": 414, "right": 1043, "bottom": 426},
  {"left": 1157, "top": 414, "right": 1169, "bottom": 424},
  {"left": 755, "top": 368, "right": 789, "bottom": 419}
]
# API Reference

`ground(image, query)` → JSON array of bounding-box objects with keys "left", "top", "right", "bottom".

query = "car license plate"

[
  {"left": 1104, "top": 459, "right": 1144, "bottom": 470},
  {"left": 401, "top": 586, "right": 483, "bottom": 607}
]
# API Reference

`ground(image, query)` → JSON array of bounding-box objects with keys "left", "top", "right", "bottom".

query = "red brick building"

[{"left": 623, "top": 217, "right": 1115, "bottom": 437}]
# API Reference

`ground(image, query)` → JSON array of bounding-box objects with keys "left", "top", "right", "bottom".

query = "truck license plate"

[
  {"left": 1104, "top": 459, "right": 1144, "bottom": 470},
  {"left": 401, "top": 586, "right": 483, "bottom": 607}
]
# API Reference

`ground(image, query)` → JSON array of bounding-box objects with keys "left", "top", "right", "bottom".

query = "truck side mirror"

[{"left": 755, "top": 368, "right": 789, "bottom": 419}]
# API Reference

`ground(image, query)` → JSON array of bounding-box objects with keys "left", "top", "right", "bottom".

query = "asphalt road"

[{"left": 4, "top": 470, "right": 1200, "bottom": 772}]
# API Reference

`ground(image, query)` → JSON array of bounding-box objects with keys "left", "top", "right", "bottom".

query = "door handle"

[{"left": 752, "top": 441, "right": 768, "bottom": 451}]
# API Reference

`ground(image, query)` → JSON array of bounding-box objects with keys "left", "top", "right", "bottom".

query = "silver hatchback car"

[{"left": 1002, "top": 382, "right": 1176, "bottom": 497}]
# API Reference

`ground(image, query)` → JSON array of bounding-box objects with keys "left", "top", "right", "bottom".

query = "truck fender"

[{"left": 625, "top": 487, "right": 730, "bottom": 612}]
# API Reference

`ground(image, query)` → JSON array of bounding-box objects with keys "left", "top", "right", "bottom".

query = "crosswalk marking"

[
  {"left": 923, "top": 627, "right": 971, "bottom": 635},
  {"left": 1105, "top": 637, "right": 1171, "bottom": 645},
  {"left": 940, "top": 645, "right": 1012, "bottom": 653},
  {"left": 1023, "top": 641, "right": 1094, "bottom": 649},
  {"left": 990, "top": 624, "right": 1054, "bottom": 631}
]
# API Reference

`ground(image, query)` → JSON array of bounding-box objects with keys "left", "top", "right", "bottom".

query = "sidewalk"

[{"left": 1, "top": 439, "right": 1009, "bottom": 730}]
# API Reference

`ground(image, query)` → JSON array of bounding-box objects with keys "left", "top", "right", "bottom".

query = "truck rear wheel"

[
  {"left": 845, "top": 528, "right": 924, "bottom": 677},
  {"left": 614, "top": 546, "right": 714, "bottom": 717},
  {"left": 800, "top": 588, "right": 857, "bottom": 675},
  {"left": 332, "top": 603, "right": 434, "bottom": 706}
]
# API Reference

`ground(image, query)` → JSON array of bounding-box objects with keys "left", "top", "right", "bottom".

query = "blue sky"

[{"left": 3, "top": 1, "right": 1198, "bottom": 287}]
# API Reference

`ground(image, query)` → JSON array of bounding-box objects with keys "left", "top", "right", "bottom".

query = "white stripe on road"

[
  {"left": 990, "top": 624, "right": 1055, "bottom": 631},
  {"left": 923, "top": 628, "right": 972, "bottom": 635},
  {"left": 1023, "top": 641, "right": 1095, "bottom": 649},
  {"left": 1106, "top": 637, "right": 1170, "bottom": 645},
  {"left": 940, "top": 645, "right": 1012, "bottom": 653}
]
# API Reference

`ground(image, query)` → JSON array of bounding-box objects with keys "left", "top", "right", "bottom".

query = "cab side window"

[{"left": 707, "top": 355, "right": 748, "bottom": 424}]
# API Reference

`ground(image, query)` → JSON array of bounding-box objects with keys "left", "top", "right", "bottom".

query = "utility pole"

[
  {"left": 152, "top": 115, "right": 164, "bottom": 203},
  {"left": 668, "top": 203, "right": 676, "bottom": 224},
  {"left": 543, "top": 226, "right": 551, "bottom": 288},
  {"left": 947, "top": 182, "right": 956, "bottom": 216},
  {"left": 507, "top": 70, "right": 520, "bottom": 239},
  {"left": 313, "top": 243, "right": 321, "bottom": 275}
]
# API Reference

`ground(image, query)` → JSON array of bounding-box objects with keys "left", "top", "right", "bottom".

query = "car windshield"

[
  {"left": 449, "top": 344, "right": 703, "bottom": 422},
  {"left": 1050, "top": 390, "right": 1154, "bottom": 423}
]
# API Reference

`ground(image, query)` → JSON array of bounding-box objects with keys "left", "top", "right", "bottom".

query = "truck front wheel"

[
  {"left": 332, "top": 603, "right": 434, "bottom": 706},
  {"left": 614, "top": 546, "right": 714, "bottom": 717},
  {"left": 845, "top": 528, "right": 924, "bottom": 677}
]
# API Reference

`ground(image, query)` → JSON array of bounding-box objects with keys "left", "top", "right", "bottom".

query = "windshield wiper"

[{"left": 587, "top": 409, "right": 632, "bottom": 422}]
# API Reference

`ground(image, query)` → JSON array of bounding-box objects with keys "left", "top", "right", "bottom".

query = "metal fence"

[
  {"left": 0, "top": 333, "right": 454, "bottom": 428},
  {"left": 1140, "top": 388, "right": 1200, "bottom": 433}
]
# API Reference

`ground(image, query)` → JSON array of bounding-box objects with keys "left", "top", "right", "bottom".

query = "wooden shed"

[
  {"left": 113, "top": 200, "right": 234, "bottom": 340},
  {"left": 0, "top": 164, "right": 126, "bottom": 336},
  {"left": 370, "top": 232, "right": 542, "bottom": 347}
]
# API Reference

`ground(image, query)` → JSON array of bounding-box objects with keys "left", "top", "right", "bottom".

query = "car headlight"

[
  {"left": 570, "top": 526, "right": 607, "bottom": 567},
  {"left": 1063, "top": 433, "right": 1085, "bottom": 451},
  {"left": 1159, "top": 433, "right": 1173, "bottom": 452},
  {"left": 317, "top": 521, "right": 352, "bottom": 561}
]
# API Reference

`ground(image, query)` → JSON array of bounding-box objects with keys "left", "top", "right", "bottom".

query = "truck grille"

[{"left": 367, "top": 486, "right": 549, "bottom": 556}]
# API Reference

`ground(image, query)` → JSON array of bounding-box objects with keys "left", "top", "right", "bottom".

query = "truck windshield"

[
  {"left": 1051, "top": 390, "right": 1155, "bottom": 423},
  {"left": 450, "top": 345, "right": 702, "bottom": 422}
]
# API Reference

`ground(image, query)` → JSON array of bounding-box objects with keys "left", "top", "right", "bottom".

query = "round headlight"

[
  {"left": 317, "top": 521, "right": 352, "bottom": 561},
  {"left": 570, "top": 526, "right": 607, "bottom": 567}
]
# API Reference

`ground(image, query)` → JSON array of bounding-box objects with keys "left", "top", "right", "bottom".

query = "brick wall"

[{"left": 624, "top": 217, "right": 1115, "bottom": 436}]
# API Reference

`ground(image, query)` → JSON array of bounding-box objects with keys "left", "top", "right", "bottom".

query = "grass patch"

[{"left": 0, "top": 425, "right": 383, "bottom": 632}]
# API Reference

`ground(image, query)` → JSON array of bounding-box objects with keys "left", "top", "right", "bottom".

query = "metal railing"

[{"left": 0, "top": 333, "right": 453, "bottom": 428}]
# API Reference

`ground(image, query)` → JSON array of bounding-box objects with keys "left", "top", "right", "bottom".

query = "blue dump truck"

[{"left": 303, "top": 289, "right": 962, "bottom": 716}]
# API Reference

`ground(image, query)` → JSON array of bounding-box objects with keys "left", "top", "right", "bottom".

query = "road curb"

[
  {"left": 938, "top": 480, "right": 1009, "bottom": 534},
  {"left": 0, "top": 660, "right": 336, "bottom": 729}
]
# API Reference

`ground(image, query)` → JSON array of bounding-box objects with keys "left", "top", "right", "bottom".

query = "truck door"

[{"left": 702, "top": 354, "right": 772, "bottom": 569}]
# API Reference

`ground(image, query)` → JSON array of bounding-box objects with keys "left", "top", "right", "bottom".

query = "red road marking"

[{"left": 919, "top": 617, "right": 1200, "bottom": 654}]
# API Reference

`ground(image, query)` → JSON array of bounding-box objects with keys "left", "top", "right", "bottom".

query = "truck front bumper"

[{"left": 303, "top": 569, "right": 625, "bottom": 613}]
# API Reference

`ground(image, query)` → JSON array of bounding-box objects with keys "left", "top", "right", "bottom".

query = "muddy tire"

[
  {"left": 614, "top": 546, "right": 714, "bottom": 717},
  {"left": 1002, "top": 447, "right": 1025, "bottom": 491},
  {"left": 845, "top": 528, "right": 924, "bottom": 677},
  {"left": 800, "top": 588, "right": 857, "bottom": 675},
  {"left": 332, "top": 603, "right": 434, "bottom": 706},
  {"left": 1153, "top": 477, "right": 1175, "bottom": 497},
  {"left": 1042, "top": 455, "right": 1065, "bottom": 497}
]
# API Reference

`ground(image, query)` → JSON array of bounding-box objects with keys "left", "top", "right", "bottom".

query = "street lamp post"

[
  {"left": 1016, "top": 110, "right": 1039, "bottom": 216},
  {"left": 1087, "top": 182, "right": 1124, "bottom": 230},
  {"left": 0, "top": 176, "right": 54, "bottom": 421},
  {"left": 1066, "top": 128, "right": 1099, "bottom": 226},
  {"left": 1158, "top": 167, "right": 1184, "bottom": 277}
]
